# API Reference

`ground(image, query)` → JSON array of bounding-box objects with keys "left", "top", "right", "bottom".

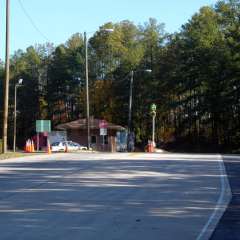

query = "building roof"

[{"left": 55, "top": 118, "right": 126, "bottom": 131}]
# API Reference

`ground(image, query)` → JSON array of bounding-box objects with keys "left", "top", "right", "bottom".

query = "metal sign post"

[
  {"left": 150, "top": 104, "right": 157, "bottom": 146},
  {"left": 99, "top": 120, "right": 108, "bottom": 151},
  {"left": 152, "top": 112, "right": 156, "bottom": 145},
  {"left": 100, "top": 128, "right": 107, "bottom": 151},
  {"left": 36, "top": 120, "right": 51, "bottom": 152},
  {"left": 37, "top": 133, "right": 39, "bottom": 152}
]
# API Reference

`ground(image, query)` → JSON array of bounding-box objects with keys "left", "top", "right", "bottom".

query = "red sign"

[{"left": 99, "top": 120, "right": 108, "bottom": 129}]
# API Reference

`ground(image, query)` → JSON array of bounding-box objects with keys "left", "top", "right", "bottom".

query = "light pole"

[
  {"left": 150, "top": 103, "right": 157, "bottom": 147},
  {"left": 13, "top": 79, "right": 23, "bottom": 152},
  {"left": 127, "top": 69, "right": 152, "bottom": 152},
  {"left": 84, "top": 32, "right": 90, "bottom": 150},
  {"left": 127, "top": 70, "right": 134, "bottom": 136},
  {"left": 2, "top": 0, "right": 10, "bottom": 153},
  {"left": 84, "top": 28, "right": 114, "bottom": 150}
]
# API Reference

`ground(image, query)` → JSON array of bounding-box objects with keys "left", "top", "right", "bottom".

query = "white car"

[
  {"left": 51, "top": 142, "right": 65, "bottom": 152},
  {"left": 51, "top": 141, "right": 88, "bottom": 152},
  {"left": 70, "top": 142, "right": 88, "bottom": 150}
]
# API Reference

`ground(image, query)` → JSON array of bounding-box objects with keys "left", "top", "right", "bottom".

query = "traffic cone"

[
  {"left": 31, "top": 140, "right": 35, "bottom": 153},
  {"left": 24, "top": 140, "right": 28, "bottom": 152},
  {"left": 65, "top": 144, "right": 68, "bottom": 153},
  {"left": 27, "top": 139, "right": 30, "bottom": 153},
  {"left": 29, "top": 139, "right": 33, "bottom": 153},
  {"left": 47, "top": 141, "right": 51, "bottom": 154}
]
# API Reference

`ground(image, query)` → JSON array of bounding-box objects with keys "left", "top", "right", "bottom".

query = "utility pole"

[
  {"left": 127, "top": 69, "right": 152, "bottom": 152},
  {"left": 127, "top": 70, "right": 134, "bottom": 152},
  {"left": 83, "top": 29, "right": 113, "bottom": 150},
  {"left": 84, "top": 32, "right": 90, "bottom": 150},
  {"left": 2, "top": 0, "right": 10, "bottom": 153}
]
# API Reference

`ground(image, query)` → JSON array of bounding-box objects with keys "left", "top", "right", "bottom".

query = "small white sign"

[{"left": 100, "top": 128, "right": 107, "bottom": 136}]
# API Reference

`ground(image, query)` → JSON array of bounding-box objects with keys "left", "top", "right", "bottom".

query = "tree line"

[{"left": 0, "top": 0, "right": 240, "bottom": 152}]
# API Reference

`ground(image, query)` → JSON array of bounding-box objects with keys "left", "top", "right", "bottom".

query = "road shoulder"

[{"left": 210, "top": 155, "right": 240, "bottom": 240}]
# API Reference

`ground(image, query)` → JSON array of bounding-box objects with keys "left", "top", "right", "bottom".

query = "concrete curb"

[{"left": 196, "top": 155, "right": 232, "bottom": 240}]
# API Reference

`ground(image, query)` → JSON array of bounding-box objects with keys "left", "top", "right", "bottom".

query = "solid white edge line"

[{"left": 196, "top": 155, "right": 232, "bottom": 240}]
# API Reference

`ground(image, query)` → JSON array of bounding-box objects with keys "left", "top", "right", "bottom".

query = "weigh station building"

[{"left": 56, "top": 118, "right": 126, "bottom": 152}]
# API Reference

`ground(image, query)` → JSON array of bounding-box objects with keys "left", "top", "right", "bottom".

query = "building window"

[{"left": 91, "top": 136, "right": 96, "bottom": 144}]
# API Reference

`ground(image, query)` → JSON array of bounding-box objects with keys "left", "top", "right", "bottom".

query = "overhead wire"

[{"left": 18, "top": 0, "right": 50, "bottom": 42}]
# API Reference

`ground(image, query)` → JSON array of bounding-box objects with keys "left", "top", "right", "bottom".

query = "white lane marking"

[{"left": 196, "top": 155, "right": 229, "bottom": 240}]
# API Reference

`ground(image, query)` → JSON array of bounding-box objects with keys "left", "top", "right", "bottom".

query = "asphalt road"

[
  {"left": 0, "top": 153, "right": 231, "bottom": 240},
  {"left": 211, "top": 155, "right": 240, "bottom": 240}
]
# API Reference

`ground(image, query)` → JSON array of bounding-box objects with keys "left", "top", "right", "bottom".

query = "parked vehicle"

[
  {"left": 51, "top": 141, "right": 88, "bottom": 152},
  {"left": 51, "top": 142, "right": 65, "bottom": 152},
  {"left": 70, "top": 142, "right": 88, "bottom": 150}
]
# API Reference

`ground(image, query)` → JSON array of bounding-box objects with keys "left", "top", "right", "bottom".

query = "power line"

[{"left": 18, "top": 0, "right": 50, "bottom": 42}]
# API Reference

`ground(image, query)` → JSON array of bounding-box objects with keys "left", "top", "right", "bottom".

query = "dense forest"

[{"left": 1, "top": 0, "right": 240, "bottom": 152}]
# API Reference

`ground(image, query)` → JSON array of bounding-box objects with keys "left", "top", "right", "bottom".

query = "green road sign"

[
  {"left": 151, "top": 103, "right": 157, "bottom": 112},
  {"left": 36, "top": 120, "right": 51, "bottom": 133}
]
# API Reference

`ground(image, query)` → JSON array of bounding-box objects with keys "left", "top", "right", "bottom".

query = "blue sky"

[{"left": 0, "top": 0, "right": 218, "bottom": 60}]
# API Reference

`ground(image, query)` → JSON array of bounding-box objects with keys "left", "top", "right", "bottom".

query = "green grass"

[
  {"left": 0, "top": 139, "right": 47, "bottom": 160},
  {"left": 0, "top": 152, "right": 28, "bottom": 160},
  {"left": 0, "top": 152, "right": 46, "bottom": 160}
]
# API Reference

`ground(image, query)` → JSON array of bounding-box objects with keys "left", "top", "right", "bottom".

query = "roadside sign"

[
  {"left": 36, "top": 120, "right": 51, "bottom": 133},
  {"left": 100, "top": 128, "right": 107, "bottom": 136},
  {"left": 99, "top": 120, "right": 108, "bottom": 129},
  {"left": 151, "top": 103, "right": 157, "bottom": 112}
]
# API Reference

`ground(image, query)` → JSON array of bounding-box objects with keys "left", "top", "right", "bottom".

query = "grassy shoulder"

[
  {"left": 0, "top": 152, "right": 28, "bottom": 160},
  {"left": 0, "top": 152, "right": 42, "bottom": 160}
]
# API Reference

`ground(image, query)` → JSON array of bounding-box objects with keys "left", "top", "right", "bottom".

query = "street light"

[
  {"left": 13, "top": 79, "right": 23, "bottom": 152},
  {"left": 102, "top": 29, "right": 114, "bottom": 33},
  {"left": 127, "top": 69, "right": 152, "bottom": 152},
  {"left": 84, "top": 28, "right": 114, "bottom": 150}
]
